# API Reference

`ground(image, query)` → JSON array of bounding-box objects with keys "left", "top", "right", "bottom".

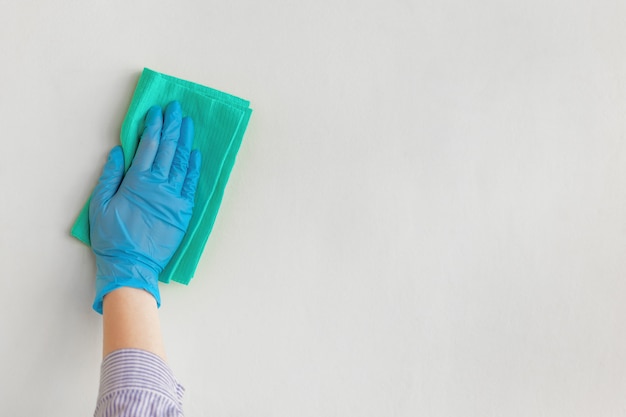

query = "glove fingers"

[
  {"left": 182, "top": 149, "right": 202, "bottom": 202},
  {"left": 131, "top": 106, "right": 163, "bottom": 172},
  {"left": 91, "top": 146, "right": 125, "bottom": 209},
  {"left": 169, "top": 116, "right": 194, "bottom": 189},
  {"left": 153, "top": 101, "right": 182, "bottom": 178}
]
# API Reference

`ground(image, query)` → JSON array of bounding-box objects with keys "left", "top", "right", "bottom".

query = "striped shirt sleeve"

[{"left": 94, "top": 349, "right": 185, "bottom": 417}]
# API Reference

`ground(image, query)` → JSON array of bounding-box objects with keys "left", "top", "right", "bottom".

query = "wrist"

[{"left": 102, "top": 288, "right": 166, "bottom": 360}]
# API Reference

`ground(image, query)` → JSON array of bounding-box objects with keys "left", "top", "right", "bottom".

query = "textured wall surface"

[{"left": 1, "top": 1, "right": 625, "bottom": 416}]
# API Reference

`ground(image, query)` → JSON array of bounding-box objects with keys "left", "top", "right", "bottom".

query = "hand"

[{"left": 89, "top": 101, "right": 201, "bottom": 314}]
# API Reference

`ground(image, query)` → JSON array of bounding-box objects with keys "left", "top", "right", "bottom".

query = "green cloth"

[{"left": 71, "top": 68, "right": 252, "bottom": 285}]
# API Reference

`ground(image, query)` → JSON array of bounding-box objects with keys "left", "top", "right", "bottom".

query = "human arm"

[{"left": 89, "top": 101, "right": 200, "bottom": 416}]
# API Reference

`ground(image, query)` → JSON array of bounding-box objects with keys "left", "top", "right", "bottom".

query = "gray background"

[{"left": 1, "top": 0, "right": 625, "bottom": 416}]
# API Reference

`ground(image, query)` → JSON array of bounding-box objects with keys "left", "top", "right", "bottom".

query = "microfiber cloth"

[{"left": 71, "top": 68, "right": 252, "bottom": 285}]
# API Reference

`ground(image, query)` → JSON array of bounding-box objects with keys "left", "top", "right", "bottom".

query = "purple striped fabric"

[{"left": 94, "top": 349, "right": 185, "bottom": 417}]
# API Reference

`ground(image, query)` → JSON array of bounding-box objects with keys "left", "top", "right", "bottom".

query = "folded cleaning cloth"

[{"left": 71, "top": 68, "right": 252, "bottom": 285}]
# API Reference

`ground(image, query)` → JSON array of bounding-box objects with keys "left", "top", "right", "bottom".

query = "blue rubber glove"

[{"left": 89, "top": 101, "right": 201, "bottom": 314}]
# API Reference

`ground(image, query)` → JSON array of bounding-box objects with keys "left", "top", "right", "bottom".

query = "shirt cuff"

[{"left": 95, "top": 348, "right": 185, "bottom": 416}]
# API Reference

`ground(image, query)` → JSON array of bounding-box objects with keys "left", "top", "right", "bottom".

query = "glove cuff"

[{"left": 93, "top": 257, "right": 161, "bottom": 314}]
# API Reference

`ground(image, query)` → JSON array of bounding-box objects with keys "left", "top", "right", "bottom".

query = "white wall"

[{"left": 1, "top": 1, "right": 626, "bottom": 416}]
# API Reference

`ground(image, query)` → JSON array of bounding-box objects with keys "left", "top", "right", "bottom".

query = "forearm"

[
  {"left": 96, "top": 288, "right": 184, "bottom": 416},
  {"left": 102, "top": 287, "right": 166, "bottom": 361}
]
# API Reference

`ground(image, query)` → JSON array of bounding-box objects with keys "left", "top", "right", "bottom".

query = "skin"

[{"left": 102, "top": 287, "right": 167, "bottom": 361}]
